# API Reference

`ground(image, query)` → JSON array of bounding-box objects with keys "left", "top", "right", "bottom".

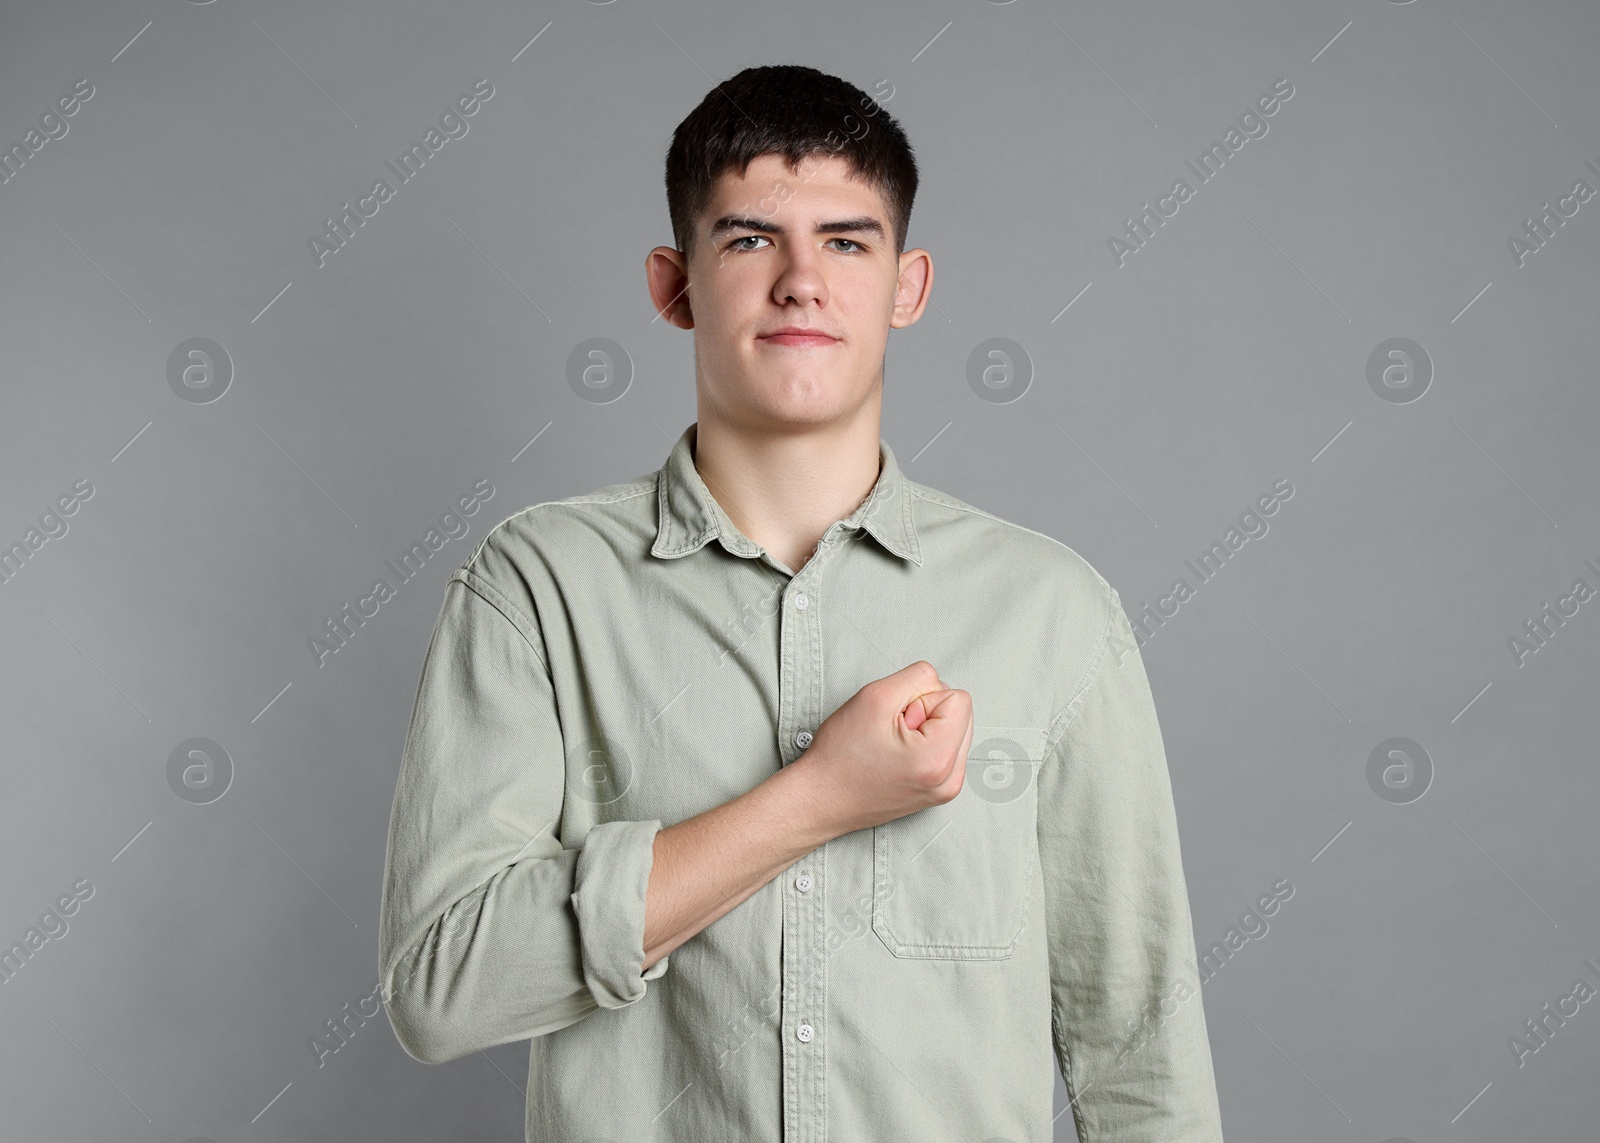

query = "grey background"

[{"left": 2, "top": 0, "right": 1597, "bottom": 1140}]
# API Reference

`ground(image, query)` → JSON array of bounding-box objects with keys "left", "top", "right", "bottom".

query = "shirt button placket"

[{"left": 779, "top": 569, "right": 826, "bottom": 1143}]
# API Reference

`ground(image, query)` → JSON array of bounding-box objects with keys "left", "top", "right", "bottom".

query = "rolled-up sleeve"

[
  {"left": 379, "top": 568, "right": 670, "bottom": 1066},
  {"left": 1037, "top": 580, "right": 1226, "bottom": 1142}
]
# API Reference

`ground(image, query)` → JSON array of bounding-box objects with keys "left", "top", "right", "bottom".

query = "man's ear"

[
  {"left": 646, "top": 246, "right": 695, "bottom": 330},
  {"left": 890, "top": 248, "right": 933, "bottom": 329}
]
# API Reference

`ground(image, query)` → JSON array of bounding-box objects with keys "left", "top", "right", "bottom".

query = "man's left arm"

[{"left": 1036, "top": 580, "right": 1226, "bottom": 1142}]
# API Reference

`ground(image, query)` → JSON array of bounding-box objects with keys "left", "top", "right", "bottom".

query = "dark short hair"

[{"left": 664, "top": 64, "right": 919, "bottom": 262}]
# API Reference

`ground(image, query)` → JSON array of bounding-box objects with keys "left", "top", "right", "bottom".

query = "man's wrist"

[{"left": 763, "top": 755, "right": 847, "bottom": 856}]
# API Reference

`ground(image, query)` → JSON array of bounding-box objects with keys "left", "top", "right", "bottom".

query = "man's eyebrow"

[{"left": 707, "top": 215, "right": 886, "bottom": 242}]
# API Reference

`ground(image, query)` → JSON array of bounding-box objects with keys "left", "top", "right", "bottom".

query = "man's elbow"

[
  {"left": 380, "top": 970, "right": 605, "bottom": 1064},
  {"left": 380, "top": 968, "right": 489, "bottom": 1065},
  {"left": 382, "top": 989, "right": 461, "bottom": 1065}
]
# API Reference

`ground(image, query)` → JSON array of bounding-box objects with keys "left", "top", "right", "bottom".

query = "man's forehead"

[{"left": 708, "top": 152, "right": 878, "bottom": 206}]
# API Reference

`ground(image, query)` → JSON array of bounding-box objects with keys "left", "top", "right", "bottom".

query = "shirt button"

[
  {"left": 795, "top": 729, "right": 813, "bottom": 750},
  {"left": 794, "top": 592, "right": 809, "bottom": 610},
  {"left": 797, "top": 1023, "right": 814, "bottom": 1043},
  {"left": 795, "top": 873, "right": 812, "bottom": 892}
]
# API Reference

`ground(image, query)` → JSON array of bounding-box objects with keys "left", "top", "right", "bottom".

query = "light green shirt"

[{"left": 379, "top": 421, "right": 1226, "bottom": 1142}]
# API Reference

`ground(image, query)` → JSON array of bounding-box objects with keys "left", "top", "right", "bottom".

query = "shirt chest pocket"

[{"left": 871, "top": 725, "right": 1047, "bottom": 960}]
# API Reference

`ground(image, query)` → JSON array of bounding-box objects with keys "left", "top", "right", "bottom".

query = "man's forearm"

[{"left": 642, "top": 762, "right": 840, "bottom": 970}]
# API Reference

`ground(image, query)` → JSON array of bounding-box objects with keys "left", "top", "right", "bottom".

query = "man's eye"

[{"left": 726, "top": 236, "right": 865, "bottom": 253}]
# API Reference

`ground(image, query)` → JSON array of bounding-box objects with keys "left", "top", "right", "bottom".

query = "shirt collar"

[{"left": 652, "top": 421, "right": 922, "bottom": 567}]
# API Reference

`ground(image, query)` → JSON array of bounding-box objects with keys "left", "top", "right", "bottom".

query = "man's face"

[{"left": 648, "top": 152, "right": 932, "bottom": 433}]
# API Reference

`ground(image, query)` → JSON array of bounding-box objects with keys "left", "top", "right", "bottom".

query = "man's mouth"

[{"left": 758, "top": 328, "right": 839, "bottom": 348}]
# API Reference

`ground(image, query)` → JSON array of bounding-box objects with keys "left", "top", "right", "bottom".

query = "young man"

[{"left": 379, "top": 65, "right": 1226, "bottom": 1142}]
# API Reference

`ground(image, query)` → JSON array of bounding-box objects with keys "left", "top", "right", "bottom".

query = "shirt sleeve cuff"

[{"left": 569, "top": 818, "right": 671, "bottom": 1009}]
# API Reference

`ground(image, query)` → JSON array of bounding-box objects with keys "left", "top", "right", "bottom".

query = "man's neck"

[{"left": 690, "top": 416, "right": 884, "bottom": 575}]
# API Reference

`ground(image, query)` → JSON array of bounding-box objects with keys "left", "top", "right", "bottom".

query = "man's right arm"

[
  {"left": 381, "top": 570, "right": 677, "bottom": 1064},
  {"left": 642, "top": 761, "right": 840, "bottom": 970},
  {"left": 381, "top": 566, "right": 961, "bottom": 1066},
  {"left": 379, "top": 568, "right": 845, "bottom": 1064}
]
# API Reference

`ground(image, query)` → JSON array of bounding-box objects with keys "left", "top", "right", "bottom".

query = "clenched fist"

[{"left": 795, "top": 660, "right": 974, "bottom": 837}]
